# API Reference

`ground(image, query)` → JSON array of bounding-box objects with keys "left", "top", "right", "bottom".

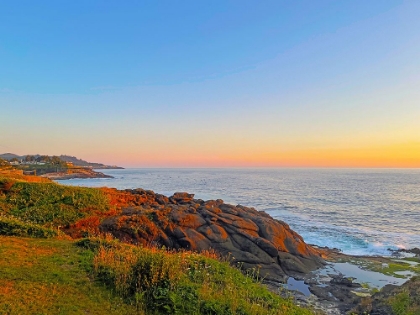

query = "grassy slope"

[
  {"left": 0, "top": 236, "right": 138, "bottom": 315},
  {"left": 90, "top": 239, "right": 314, "bottom": 315},
  {"left": 0, "top": 236, "right": 315, "bottom": 315}
]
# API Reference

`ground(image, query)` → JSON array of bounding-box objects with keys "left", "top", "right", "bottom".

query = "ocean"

[{"left": 57, "top": 168, "right": 420, "bottom": 257}]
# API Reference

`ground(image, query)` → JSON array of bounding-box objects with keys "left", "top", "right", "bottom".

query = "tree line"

[{"left": 9, "top": 155, "right": 65, "bottom": 165}]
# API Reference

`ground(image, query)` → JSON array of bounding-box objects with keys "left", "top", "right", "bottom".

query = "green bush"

[
  {"left": 0, "top": 216, "right": 57, "bottom": 238},
  {"left": 76, "top": 236, "right": 122, "bottom": 251},
  {"left": 0, "top": 180, "right": 110, "bottom": 227}
]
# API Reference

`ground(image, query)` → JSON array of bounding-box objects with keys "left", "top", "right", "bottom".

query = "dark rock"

[
  {"left": 331, "top": 275, "right": 361, "bottom": 288},
  {"left": 155, "top": 194, "right": 169, "bottom": 205},
  {"left": 309, "top": 285, "right": 337, "bottom": 302},
  {"left": 98, "top": 190, "right": 325, "bottom": 281},
  {"left": 171, "top": 192, "right": 195, "bottom": 204}
]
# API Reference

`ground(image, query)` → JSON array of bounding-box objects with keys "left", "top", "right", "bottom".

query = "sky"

[{"left": 1, "top": 0, "right": 419, "bottom": 168}]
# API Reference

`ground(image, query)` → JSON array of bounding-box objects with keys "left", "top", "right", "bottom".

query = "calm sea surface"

[{"left": 58, "top": 168, "right": 420, "bottom": 256}]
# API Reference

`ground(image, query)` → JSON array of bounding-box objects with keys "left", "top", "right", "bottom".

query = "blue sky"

[{"left": 1, "top": 1, "right": 419, "bottom": 167}]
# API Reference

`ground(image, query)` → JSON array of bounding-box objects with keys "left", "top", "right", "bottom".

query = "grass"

[
  {"left": 0, "top": 235, "right": 316, "bottom": 315},
  {"left": 364, "top": 259, "right": 420, "bottom": 279},
  {"left": 389, "top": 287, "right": 420, "bottom": 315},
  {"left": 390, "top": 291, "right": 414, "bottom": 315},
  {"left": 0, "top": 176, "right": 111, "bottom": 228},
  {"left": 90, "top": 237, "right": 315, "bottom": 315},
  {"left": 0, "top": 216, "right": 57, "bottom": 238},
  {"left": 0, "top": 236, "right": 139, "bottom": 315}
]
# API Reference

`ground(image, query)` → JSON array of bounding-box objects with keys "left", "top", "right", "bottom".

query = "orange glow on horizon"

[{"left": 103, "top": 141, "right": 420, "bottom": 168}]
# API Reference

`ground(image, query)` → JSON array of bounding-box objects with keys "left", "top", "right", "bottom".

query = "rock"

[
  {"left": 171, "top": 192, "right": 195, "bottom": 204},
  {"left": 97, "top": 188, "right": 325, "bottom": 281},
  {"left": 330, "top": 275, "right": 361, "bottom": 288}
]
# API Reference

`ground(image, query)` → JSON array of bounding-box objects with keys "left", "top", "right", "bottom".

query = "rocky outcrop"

[
  {"left": 96, "top": 189, "right": 324, "bottom": 281},
  {"left": 42, "top": 169, "right": 113, "bottom": 180}
]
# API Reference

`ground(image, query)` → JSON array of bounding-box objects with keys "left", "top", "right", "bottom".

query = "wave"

[{"left": 266, "top": 207, "right": 420, "bottom": 256}]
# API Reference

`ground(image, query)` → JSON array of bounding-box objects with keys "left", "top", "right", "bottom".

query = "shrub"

[
  {"left": 0, "top": 216, "right": 57, "bottom": 238},
  {"left": 76, "top": 235, "right": 122, "bottom": 251},
  {"left": 0, "top": 179, "right": 15, "bottom": 193},
  {"left": 92, "top": 243, "right": 314, "bottom": 315}
]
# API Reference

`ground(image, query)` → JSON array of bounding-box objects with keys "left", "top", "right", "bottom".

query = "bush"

[
  {"left": 92, "top": 243, "right": 314, "bottom": 315},
  {"left": 76, "top": 235, "right": 122, "bottom": 251},
  {"left": 0, "top": 216, "right": 57, "bottom": 238}
]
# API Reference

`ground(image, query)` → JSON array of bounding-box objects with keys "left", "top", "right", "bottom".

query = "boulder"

[{"left": 98, "top": 190, "right": 325, "bottom": 281}]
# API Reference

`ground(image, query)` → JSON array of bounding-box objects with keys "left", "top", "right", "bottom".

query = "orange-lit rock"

[{"left": 96, "top": 190, "right": 324, "bottom": 281}]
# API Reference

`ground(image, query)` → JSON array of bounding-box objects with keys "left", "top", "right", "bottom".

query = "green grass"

[
  {"left": 0, "top": 177, "right": 110, "bottom": 228},
  {"left": 0, "top": 216, "right": 57, "bottom": 238},
  {"left": 389, "top": 290, "right": 420, "bottom": 315},
  {"left": 0, "top": 236, "right": 139, "bottom": 315},
  {"left": 367, "top": 260, "right": 420, "bottom": 279},
  {"left": 0, "top": 236, "right": 316, "bottom": 315},
  {"left": 91, "top": 238, "right": 315, "bottom": 315}
]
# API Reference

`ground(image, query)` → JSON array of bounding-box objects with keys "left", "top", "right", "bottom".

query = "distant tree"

[
  {"left": 51, "top": 156, "right": 64, "bottom": 165},
  {"left": 0, "top": 158, "right": 10, "bottom": 166},
  {"left": 25, "top": 155, "right": 35, "bottom": 162},
  {"left": 36, "top": 155, "right": 51, "bottom": 163},
  {"left": 10, "top": 158, "right": 19, "bottom": 163}
]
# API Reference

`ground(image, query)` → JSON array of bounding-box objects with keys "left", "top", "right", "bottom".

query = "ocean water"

[{"left": 57, "top": 168, "right": 420, "bottom": 256}]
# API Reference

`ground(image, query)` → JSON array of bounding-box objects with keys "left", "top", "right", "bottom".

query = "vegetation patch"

[
  {"left": 334, "top": 255, "right": 420, "bottom": 279},
  {"left": 92, "top": 240, "right": 315, "bottom": 315},
  {"left": 0, "top": 235, "right": 317, "bottom": 315},
  {"left": 363, "top": 259, "right": 420, "bottom": 279},
  {"left": 389, "top": 291, "right": 417, "bottom": 315},
  {"left": 0, "top": 236, "right": 139, "bottom": 315},
  {"left": 0, "top": 216, "right": 57, "bottom": 238},
  {"left": 0, "top": 177, "right": 111, "bottom": 228}
]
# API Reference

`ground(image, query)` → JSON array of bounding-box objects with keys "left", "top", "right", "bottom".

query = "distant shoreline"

[{"left": 41, "top": 169, "right": 113, "bottom": 180}]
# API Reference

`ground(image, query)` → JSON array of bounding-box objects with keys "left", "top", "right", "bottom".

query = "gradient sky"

[{"left": 1, "top": 1, "right": 419, "bottom": 167}]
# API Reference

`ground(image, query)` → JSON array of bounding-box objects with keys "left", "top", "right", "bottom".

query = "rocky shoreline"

[
  {"left": 281, "top": 247, "right": 420, "bottom": 314},
  {"left": 2, "top": 168, "right": 418, "bottom": 314},
  {"left": 41, "top": 169, "right": 113, "bottom": 180},
  {"left": 64, "top": 188, "right": 419, "bottom": 315}
]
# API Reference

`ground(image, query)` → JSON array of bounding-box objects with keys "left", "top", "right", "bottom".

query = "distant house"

[{"left": 66, "top": 162, "right": 74, "bottom": 166}]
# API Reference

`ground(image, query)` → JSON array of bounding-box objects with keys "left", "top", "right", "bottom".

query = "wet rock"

[
  {"left": 330, "top": 275, "right": 361, "bottom": 288},
  {"left": 309, "top": 285, "right": 337, "bottom": 302}
]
